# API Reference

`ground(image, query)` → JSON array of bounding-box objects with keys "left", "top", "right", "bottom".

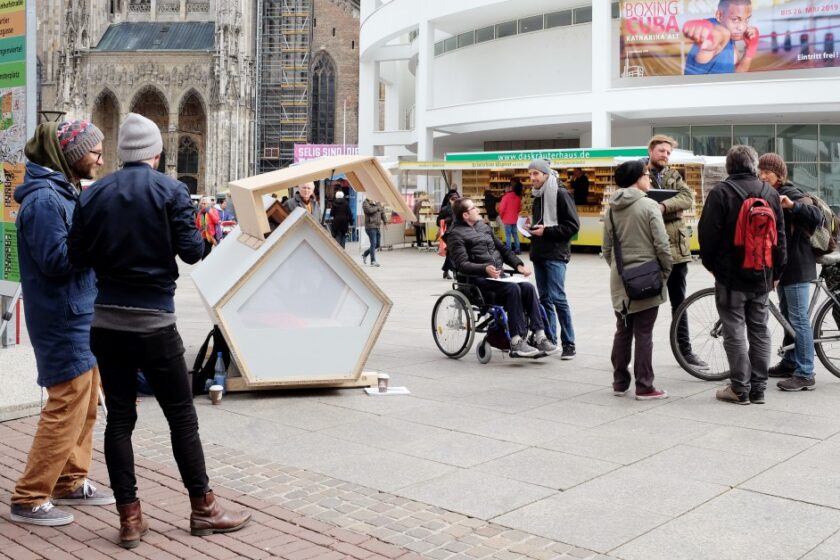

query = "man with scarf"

[
  {"left": 527, "top": 159, "right": 580, "bottom": 359},
  {"left": 10, "top": 120, "right": 115, "bottom": 527}
]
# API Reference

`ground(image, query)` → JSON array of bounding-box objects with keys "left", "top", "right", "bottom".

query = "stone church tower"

[{"left": 38, "top": 0, "right": 359, "bottom": 195}]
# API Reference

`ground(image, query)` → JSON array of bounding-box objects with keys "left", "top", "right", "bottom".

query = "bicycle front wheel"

[
  {"left": 670, "top": 287, "right": 730, "bottom": 381},
  {"left": 814, "top": 297, "right": 840, "bottom": 378}
]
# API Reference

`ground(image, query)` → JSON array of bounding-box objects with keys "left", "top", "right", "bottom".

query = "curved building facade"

[{"left": 360, "top": 0, "right": 840, "bottom": 201}]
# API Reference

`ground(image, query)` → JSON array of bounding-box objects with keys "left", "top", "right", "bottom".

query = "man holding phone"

[{"left": 527, "top": 159, "right": 580, "bottom": 359}]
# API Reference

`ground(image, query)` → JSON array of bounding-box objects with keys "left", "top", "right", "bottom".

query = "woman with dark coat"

[
  {"left": 437, "top": 191, "right": 459, "bottom": 279},
  {"left": 329, "top": 191, "right": 352, "bottom": 248}
]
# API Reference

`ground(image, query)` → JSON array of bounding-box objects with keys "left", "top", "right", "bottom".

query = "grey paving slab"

[
  {"left": 740, "top": 457, "right": 840, "bottom": 509},
  {"left": 318, "top": 415, "right": 452, "bottom": 450},
  {"left": 494, "top": 492, "right": 671, "bottom": 553},
  {"left": 474, "top": 447, "right": 619, "bottom": 490},
  {"left": 613, "top": 489, "right": 840, "bottom": 560},
  {"left": 541, "top": 429, "right": 681, "bottom": 465},
  {"left": 588, "top": 410, "right": 713, "bottom": 445},
  {"left": 460, "top": 414, "right": 582, "bottom": 446},
  {"left": 398, "top": 469, "right": 555, "bottom": 519},
  {"left": 314, "top": 447, "right": 458, "bottom": 493},
  {"left": 524, "top": 400, "right": 638, "bottom": 428},
  {"left": 686, "top": 425, "right": 817, "bottom": 461},
  {"left": 562, "top": 464, "right": 727, "bottom": 517},
  {"left": 391, "top": 400, "right": 509, "bottom": 431},
  {"left": 218, "top": 393, "right": 378, "bottom": 430},
  {"left": 630, "top": 444, "right": 777, "bottom": 486},
  {"left": 396, "top": 430, "right": 525, "bottom": 468},
  {"left": 801, "top": 530, "right": 840, "bottom": 560},
  {"left": 455, "top": 388, "right": 559, "bottom": 414}
]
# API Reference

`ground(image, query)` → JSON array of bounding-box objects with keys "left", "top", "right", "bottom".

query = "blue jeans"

[
  {"left": 778, "top": 282, "right": 815, "bottom": 378},
  {"left": 533, "top": 260, "right": 575, "bottom": 347},
  {"left": 504, "top": 224, "right": 520, "bottom": 253},
  {"left": 362, "top": 227, "right": 380, "bottom": 263}
]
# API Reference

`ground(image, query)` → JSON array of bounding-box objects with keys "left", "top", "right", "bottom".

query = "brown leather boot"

[
  {"left": 117, "top": 499, "right": 149, "bottom": 549},
  {"left": 189, "top": 490, "right": 251, "bottom": 536}
]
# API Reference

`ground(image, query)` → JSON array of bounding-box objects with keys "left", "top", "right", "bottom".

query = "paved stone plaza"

[{"left": 6, "top": 246, "right": 840, "bottom": 559}]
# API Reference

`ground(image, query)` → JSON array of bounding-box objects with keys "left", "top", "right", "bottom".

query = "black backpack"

[{"left": 190, "top": 326, "right": 231, "bottom": 396}]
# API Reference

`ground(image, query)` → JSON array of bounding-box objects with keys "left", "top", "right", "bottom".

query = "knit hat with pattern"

[
  {"left": 118, "top": 113, "right": 163, "bottom": 163},
  {"left": 758, "top": 153, "right": 787, "bottom": 184},
  {"left": 56, "top": 120, "right": 104, "bottom": 165}
]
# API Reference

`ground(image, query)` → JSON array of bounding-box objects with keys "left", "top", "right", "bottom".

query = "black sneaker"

[
  {"left": 768, "top": 361, "right": 796, "bottom": 378},
  {"left": 749, "top": 390, "right": 765, "bottom": 404},
  {"left": 443, "top": 271, "right": 452, "bottom": 280},
  {"left": 561, "top": 345, "right": 576, "bottom": 360},
  {"left": 777, "top": 376, "right": 815, "bottom": 391},
  {"left": 10, "top": 502, "right": 74, "bottom": 526},
  {"left": 716, "top": 384, "right": 750, "bottom": 405},
  {"left": 683, "top": 351, "right": 709, "bottom": 369}
]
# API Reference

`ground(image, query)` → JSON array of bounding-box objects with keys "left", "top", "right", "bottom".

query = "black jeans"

[
  {"left": 91, "top": 325, "right": 209, "bottom": 505},
  {"left": 475, "top": 278, "right": 545, "bottom": 337},
  {"left": 668, "top": 262, "right": 690, "bottom": 352},
  {"left": 611, "top": 306, "right": 659, "bottom": 394}
]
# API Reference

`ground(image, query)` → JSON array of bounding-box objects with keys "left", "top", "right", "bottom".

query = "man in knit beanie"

[
  {"left": 526, "top": 158, "right": 579, "bottom": 358},
  {"left": 758, "top": 152, "right": 823, "bottom": 392},
  {"left": 69, "top": 112, "right": 250, "bottom": 548},
  {"left": 10, "top": 120, "right": 114, "bottom": 527}
]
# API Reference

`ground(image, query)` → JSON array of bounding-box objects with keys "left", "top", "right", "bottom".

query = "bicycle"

[{"left": 671, "top": 278, "right": 840, "bottom": 381}]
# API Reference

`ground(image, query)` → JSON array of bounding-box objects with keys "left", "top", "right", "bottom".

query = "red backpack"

[{"left": 725, "top": 180, "right": 778, "bottom": 271}]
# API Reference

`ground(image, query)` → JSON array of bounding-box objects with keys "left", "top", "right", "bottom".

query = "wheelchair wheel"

[
  {"left": 432, "top": 290, "right": 475, "bottom": 359},
  {"left": 476, "top": 337, "right": 492, "bottom": 364}
]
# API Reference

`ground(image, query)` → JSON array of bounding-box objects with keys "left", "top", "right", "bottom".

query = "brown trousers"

[
  {"left": 611, "top": 307, "right": 659, "bottom": 394},
  {"left": 12, "top": 367, "right": 100, "bottom": 507}
]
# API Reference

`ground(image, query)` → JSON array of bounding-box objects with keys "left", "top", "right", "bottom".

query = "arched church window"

[
  {"left": 310, "top": 53, "right": 336, "bottom": 145},
  {"left": 178, "top": 136, "right": 199, "bottom": 174}
]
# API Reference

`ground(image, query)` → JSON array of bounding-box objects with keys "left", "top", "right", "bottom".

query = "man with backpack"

[
  {"left": 758, "top": 153, "right": 823, "bottom": 391},
  {"left": 698, "top": 145, "right": 786, "bottom": 405}
]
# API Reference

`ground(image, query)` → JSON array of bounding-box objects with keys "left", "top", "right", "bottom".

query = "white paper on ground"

[
  {"left": 364, "top": 386, "right": 411, "bottom": 396},
  {"left": 516, "top": 216, "right": 532, "bottom": 238}
]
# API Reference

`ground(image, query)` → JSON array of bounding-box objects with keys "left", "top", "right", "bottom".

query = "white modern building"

[{"left": 359, "top": 0, "right": 840, "bottom": 203}]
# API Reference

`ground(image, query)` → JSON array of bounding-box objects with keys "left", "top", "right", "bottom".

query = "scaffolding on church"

[{"left": 255, "top": 0, "right": 311, "bottom": 173}]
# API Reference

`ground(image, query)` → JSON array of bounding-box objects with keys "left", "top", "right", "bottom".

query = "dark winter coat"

[
  {"left": 445, "top": 219, "right": 523, "bottom": 277},
  {"left": 529, "top": 185, "right": 580, "bottom": 263},
  {"left": 14, "top": 161, "right": 97, "bottom": 387},
  {"left": 777, "top": 182, "right": 823, "bottom": 286},
  {"left": 363, "top": 198, "right": 385, "bottom": 229},
  {"left": 69, "top": 162, "right": 204, "bottom": 313},
  {"left": 698, "top": 173, "right": 787, "bottom": 293},
  {"left": 330, "top": 197, "right": 352, "bottom": 234}
]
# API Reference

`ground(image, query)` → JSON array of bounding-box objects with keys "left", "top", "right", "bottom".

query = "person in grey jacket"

[
  {"left": 283, "top": 182, "right": 321, "bottom": 221},
  {"left": 361, "top": 197, "right": 385, "bottom": 266},
  {"left": 602, "top": 160, "right": 673, "bottom": 400}
]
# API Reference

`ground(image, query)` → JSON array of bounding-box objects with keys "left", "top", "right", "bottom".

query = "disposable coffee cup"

[
  {"left": 209, "top": 385, "right": 224, "bottom": 404},
  {"left": 377, "top": 373, "right": 390, "bottom": 393}
]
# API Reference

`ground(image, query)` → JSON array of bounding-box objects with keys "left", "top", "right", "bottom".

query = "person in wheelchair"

[{"left": 445, "top": 197, "right": 557, "bottom": 358}]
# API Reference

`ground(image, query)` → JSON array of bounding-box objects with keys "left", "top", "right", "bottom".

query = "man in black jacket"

[
  {"left": 758, "top": 153, "right": 823, "bottom": 391},
  {"left": 527, "top": 159, "right": 580, "bottom": 359},
  {"left": 698, "top": 145, "right": 787, "bottom": 405},
  {"left": 446, "top": 197, "right": 556, "bottom": 357},
  {"left": 69, "top": 113, "right": 250, "bottom": 548}
]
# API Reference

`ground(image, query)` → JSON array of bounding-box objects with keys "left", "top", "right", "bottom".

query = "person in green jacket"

[
  {"left": 603, "top": 160, "right": 673, "bottom": 400},
  {"left": 645, "top": 134, "right": 707, "bottom": 369}
]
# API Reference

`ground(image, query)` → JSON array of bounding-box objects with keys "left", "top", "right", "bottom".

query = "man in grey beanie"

[
  {"left": 69, "top": 112, "right": 250, "bottom": 548},
  {"left": 527, "top": 158, "right": 580, "bottom": 359}
]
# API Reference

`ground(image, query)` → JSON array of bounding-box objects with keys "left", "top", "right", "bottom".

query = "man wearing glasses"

[
  {"left": 446, "top": 197, "right": 557, "bottom": 358},
  {"left": 10, "top": 119, "right": 114, "bottom": 527}
]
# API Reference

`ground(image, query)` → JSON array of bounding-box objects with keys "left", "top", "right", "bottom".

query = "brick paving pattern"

[{"left": 0, "top": 414, "right": 597, "bottom": 559}]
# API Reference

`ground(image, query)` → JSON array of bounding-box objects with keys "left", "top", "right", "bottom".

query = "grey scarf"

[{"left": 531, "top": 171, "right": 559, "bottom": 227}]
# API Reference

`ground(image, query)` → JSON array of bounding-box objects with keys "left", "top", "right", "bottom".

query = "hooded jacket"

[
  {"left": 14, "top": 128, "right": 97, "bottom": 387},
  {"left": 602, "top": 187, "right": 672, "bottom": 314},
  {"left": 330, "top": 196, "right": 352, "bottom": 232}
]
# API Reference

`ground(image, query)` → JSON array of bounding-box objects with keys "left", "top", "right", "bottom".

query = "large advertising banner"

[
  {"left": 620, "top": 0, "right": 840, "bottom": 77},
  {"left": 0, "top": 0, "right": 25, "bottom": 282}
]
